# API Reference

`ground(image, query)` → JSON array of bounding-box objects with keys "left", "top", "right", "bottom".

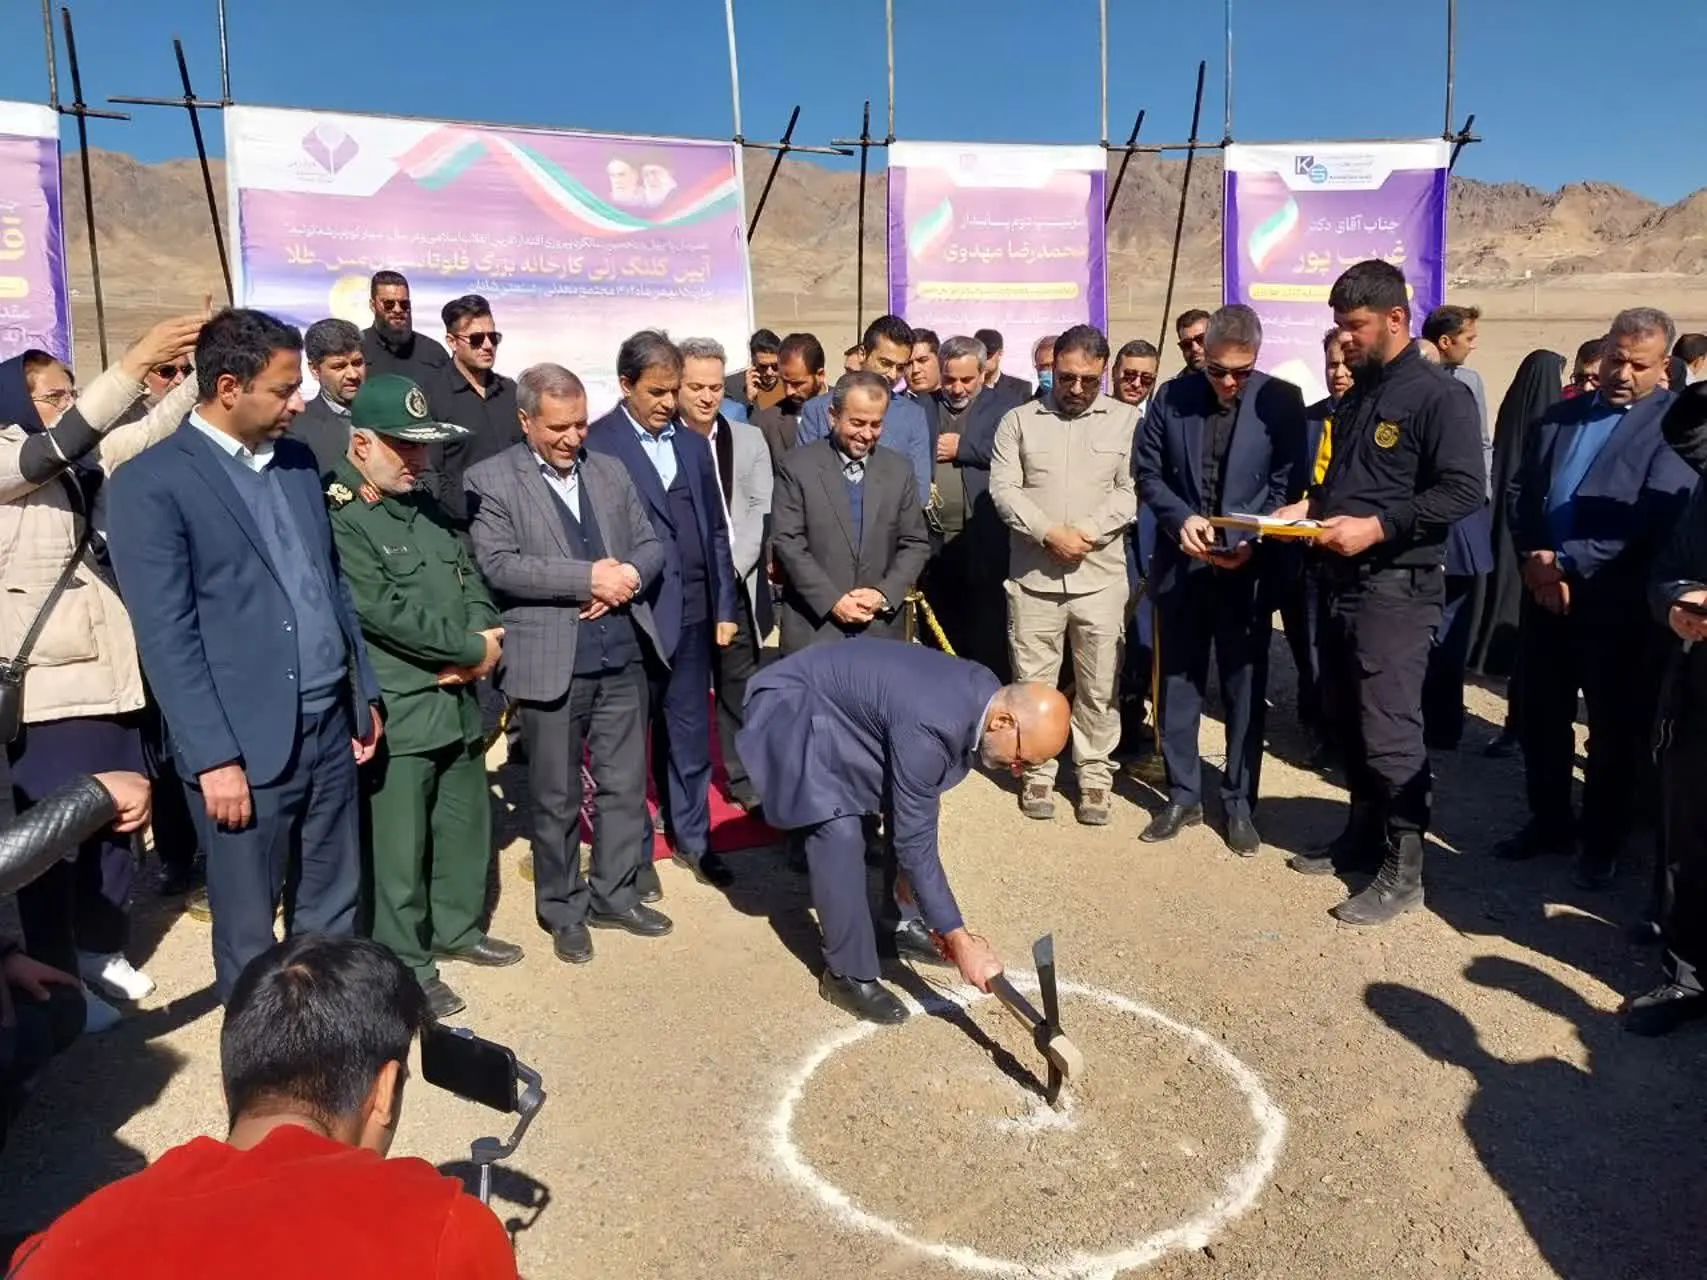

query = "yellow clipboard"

[{"left": 1209, "top": 513, "right": 1325, "bottom": 541}]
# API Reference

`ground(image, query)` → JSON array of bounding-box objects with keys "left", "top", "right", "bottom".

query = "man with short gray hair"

[
  {"left": 676, "top": 336, "right": 773, "bottom": 812},
  {"left": 1136, "top": 303, "right": 1305, "bottom": 852},
  {"left": 917, "top": 335, "right": 1020, "bottom": 675},
  {"left": 1504, "top": 305, "right": 1694, "bottom": 887},
  {"left": 290, "top": 318, "right": 368, "bottom": 475}
]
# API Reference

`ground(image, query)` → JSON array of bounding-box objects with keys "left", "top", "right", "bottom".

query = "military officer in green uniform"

[{"left": 326, "top": 373, "right": 524, "bottom": 1019}]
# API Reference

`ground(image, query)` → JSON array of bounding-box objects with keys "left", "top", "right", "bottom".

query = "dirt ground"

[{"left": 6, "top": 652, "right": 1707, "bottom": 1280}]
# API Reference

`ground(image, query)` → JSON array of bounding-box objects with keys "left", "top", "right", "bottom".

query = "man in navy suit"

[
  {"left": 107, "top": 309, "right": 383, "bottom": 1000},
  {"left": 585, "top": 331, "right": 741, "bottom": 896},
  {"left": 796, "top": 315, "right": 932, "bottom": 497},
  {"left": 1136, "top": 304, "right": 1306, "bottom": 854},
  {"left": 738, "top": 640, "right": 1069, "bottom": 1024},
  {"left": 1504, "top": 307, "right": 1695, "bottom": 887}
]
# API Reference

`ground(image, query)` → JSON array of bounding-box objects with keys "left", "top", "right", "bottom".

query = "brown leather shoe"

[
  {"left": 1020, "top": 783, "right": 1056, "bottom": 820},
  {"left": 1076, "top": 788, "right": 1112, "bottom": 826}
]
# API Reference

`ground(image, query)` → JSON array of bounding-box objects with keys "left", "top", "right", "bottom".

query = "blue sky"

[{"left": 3, "top": 0, "right": 1702, "bottom": 203}]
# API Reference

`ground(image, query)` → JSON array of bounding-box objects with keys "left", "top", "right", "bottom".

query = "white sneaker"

[
  {"left": 82, "top": 988, "right": 123, "bottom": 1033},
  {"left": 77, "top": 951, "right": 156, "bottom": 1001}
]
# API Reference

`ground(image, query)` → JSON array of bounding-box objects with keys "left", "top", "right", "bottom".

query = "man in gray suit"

[
  {"left": 771, "top": 371, "right": 931, "bottom": 654},
  {"left": 464, "top": 363, "right": 673, "bottom": 966},
  {"left": 678, "top": 337, "right": 773, "bottom": 810}
]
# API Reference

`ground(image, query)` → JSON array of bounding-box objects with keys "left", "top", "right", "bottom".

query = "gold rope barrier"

[{"left": 906, "top": 588, "right": 956, "bottom": 657}]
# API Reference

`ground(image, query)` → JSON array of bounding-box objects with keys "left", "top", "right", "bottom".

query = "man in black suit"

[
  {"left": 770, "top": 371, "right": 931, "bottom": 654},
  {"left": 916, "top": 335, "right": 1019, "bottom": 676},
  {"left": 975, "top": 328, "right": 1033, "bottom": 404},
  {"left": 289, "top": 319, "right": 368, "bottom": 477},
  {"left": 1136, "top": 304, "right": 1306, "bottom": 854},
  {"left": 1504, "top": 307, "right": 1694, "bottom": 886},
  {"left": 752, "top": 332, "right": 825, "bottom": 472},
  {"left": 360, "top": 271, "right": 450, "bottom": 394},
  {"left": 428, "top": 293, "right": 521, "bottom": 531},
  {"left": 583, "top": 331, "right": 741, "bottom": 896}
]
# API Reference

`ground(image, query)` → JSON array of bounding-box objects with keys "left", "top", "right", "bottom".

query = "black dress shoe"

[
  {"left": 1140, "top": 803, "right": 1203, "bottom": 843},
  {"left": 1482, "top": 730, "right": 1519, "bottom": 760},
  {"left": 1624, "top": 981, "right": 1707, "bottom": 1036},
  {"left": 422, "top": 977, "right": 467, "bottom": 1020},
  {"left": 435, "top": 936, "right": 525, "bottom": 967},
  {"left": 156, "top": 858, "right": 204, "bottom": 897},
  {"left": 554, "top": 924, "right": 594, "bottom": 964},
  {"left": 819, "top": 971, "right": 908, "bottom": 1025},
  {"left": 588, "top": 903, "right": 674, "bottom": 937},
  {"left": 673, "top": 849, "right": 735, "bottom": 888},
  {"left": 881, "top": 918, "right": 953, "bottom": 967},
  {"left": 636, "top": 860, "right": 664, "bottom": 904},
  {"left": 1225, "top": 813, "right": 1261, "bottom": 857},
  {"left": 1491, "top": 822, "right": 1574, "bottom": 862}
]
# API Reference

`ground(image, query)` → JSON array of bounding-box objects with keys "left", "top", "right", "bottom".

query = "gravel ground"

[{"left": 5, "top": 666, "right": 1707, "bottom": 1279}]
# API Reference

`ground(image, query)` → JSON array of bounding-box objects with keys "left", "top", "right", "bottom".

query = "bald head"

[{"left": 978, "top": 683, "right": 1071, "bottom": 774}]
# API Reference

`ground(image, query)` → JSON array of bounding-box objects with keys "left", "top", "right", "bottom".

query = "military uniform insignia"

[
  {"left": 327, "top": 482, "right": 355, "bottom": 508},
  {"left": 404, "top": 386, "right": 428, "bottom": 419},
  {"left": 1374, "top": 422, "right": 1401, "bottom": 449},
  {"left": 359, "top": 482, "right": 383, "bottom": 504}
]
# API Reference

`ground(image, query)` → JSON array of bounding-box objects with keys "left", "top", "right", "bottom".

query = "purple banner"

[
  {"left": 226, "top": 106, "right": 753, "bottom": 410},
  {"left": 1223, "top": 140, "right": 1450, "bottom": 405},
  {"left": 888, "top": 142, "right": 1107, "bottom": 383},
  {"left": 0, "top": 103, "right": 71, "bottom": 362}
]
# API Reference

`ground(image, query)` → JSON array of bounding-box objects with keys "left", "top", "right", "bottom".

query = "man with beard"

[
  {"left": 289, "top": 319, "right": 368, "bottom": 476},
  {"left": 752, "top": 332, "right": 825, "bottom": 470},
  {"left": 1175, "top": 309, "right": 1211, "bottom": 375},
  {"left": 991, "top": 325, "right": 1138, "bottom": 827},
  {"left": 1136, "top": 305, "right": 1305, "bottom": 854},
  {"left": 427, "top": 294, "right": 521, "bottom": 531},
  {"left": 360, "top": 272, "right": 450, "bottom": 396},
  {"left": 723, "top": 329, "right": 783, "bottom": 416},
  {"left": 1273, "top": 261, "right": 1483, "bottom": 925},
  {"left": 798, "top": 315, "right": 932, "bottom": 497},
  {"left": 738, "top": 639, "right": 1067, "bottom": 1024},
  {"left": 916, "top": 335, "right": 1020, "bottom": 676},
  {"left": 1112, "top": 339, "right": 1163, "bottom": 765}
]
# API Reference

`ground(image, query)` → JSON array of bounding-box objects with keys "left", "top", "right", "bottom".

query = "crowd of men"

[{"left": 8, "top": 252, "right": 1707, "bottom": 1271}]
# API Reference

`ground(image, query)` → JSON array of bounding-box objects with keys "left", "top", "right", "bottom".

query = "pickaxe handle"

[{"left": 987, "top": 974, "right": 1085, "bottom": 1083}]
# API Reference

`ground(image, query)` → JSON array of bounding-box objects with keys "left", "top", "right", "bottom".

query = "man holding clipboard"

[{"left": 1135, "top": 305, "right": 1306, "bottom": 854}]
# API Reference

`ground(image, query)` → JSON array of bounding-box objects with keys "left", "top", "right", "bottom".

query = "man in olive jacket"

[{"left": 326, "top": 375, "right": 523, "bottom": 1019}]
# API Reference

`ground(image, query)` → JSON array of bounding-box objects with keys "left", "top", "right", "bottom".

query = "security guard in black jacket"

[{"left": 1276, "top": 261, "right": 1485, "bottom": 925}]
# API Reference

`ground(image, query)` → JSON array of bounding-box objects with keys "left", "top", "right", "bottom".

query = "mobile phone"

[
  {"left": 1675, "top": 599, "right": 1707, "bottom": 617},
  {"left": 422, "top": 1023, "right": 520, "bottom": 1114}
]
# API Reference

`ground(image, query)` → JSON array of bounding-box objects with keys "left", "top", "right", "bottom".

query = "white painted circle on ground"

[{"left": 768, "top": 976, "right": 1288, "bottom": 1279}]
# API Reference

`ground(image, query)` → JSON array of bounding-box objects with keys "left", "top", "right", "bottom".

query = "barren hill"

[{"left": 59, "top": 147, "right": 1706, "bottom": 361}]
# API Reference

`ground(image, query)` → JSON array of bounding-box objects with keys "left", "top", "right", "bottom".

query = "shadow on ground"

[{"left": 1369, "top": 954, "right": 1707, "bottom": 1277}]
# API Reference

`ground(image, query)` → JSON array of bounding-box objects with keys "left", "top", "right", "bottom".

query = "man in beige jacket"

[{"left": 990, "top": 325, "right": 1138, "bottom": 825}]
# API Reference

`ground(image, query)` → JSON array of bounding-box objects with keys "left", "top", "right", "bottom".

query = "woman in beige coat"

[{"left": 0, "top": 315, "right": 203, "bottom": 1028}]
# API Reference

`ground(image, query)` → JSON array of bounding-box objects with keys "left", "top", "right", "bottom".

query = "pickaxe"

[{"left": 987, "top": 934, "right": 1084, "bottom": 1108}]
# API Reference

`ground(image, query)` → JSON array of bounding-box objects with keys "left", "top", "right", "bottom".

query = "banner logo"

[
  {"left": 301, "top": 123, "right": 358, "bottom": 176},
  {"left": 1293, "top": 155, "right": 1328, "bottom": 184}
]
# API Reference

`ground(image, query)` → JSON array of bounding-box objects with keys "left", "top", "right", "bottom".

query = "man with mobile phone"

[
  {"left": 1136, "top": 305, "right": 1305, "bottom": 854},
  {"left": 11, "top": 936, "right": 518, "bottom": 1278}
]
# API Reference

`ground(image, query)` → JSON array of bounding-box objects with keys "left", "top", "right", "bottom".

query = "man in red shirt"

[{"left": 9, "top": 935, "right": 517, "bottom": 1279}]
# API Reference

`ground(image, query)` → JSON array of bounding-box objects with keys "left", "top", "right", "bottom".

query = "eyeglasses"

[
  {"left": 31, "top": 388, "right": 77, "bottom": 410},
  {"left": 457, "top": 331, "right": 502, "bottom": 348},
  {"left": 1118, "top": 369, "right": 1157, "bottom": 386},
  {"left": 375, "top": 298, "right": 411, "bottom": 312},
  {"left": 1053, "top": 372, "right": 1103, "bottom": 390},
  {"left": 1179, "top": 334, "right": 1206, "bottom": 350},
  {"left": 1205, "top": 361, "right": 1257, "bottom": 381},
  {"left": 151, "top": 362, "right": 192, "bottom": 380}
]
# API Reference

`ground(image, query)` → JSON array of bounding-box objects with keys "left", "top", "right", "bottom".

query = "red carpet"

[{"left": 574, "top": 694, "right": 778, "bottom": 859}]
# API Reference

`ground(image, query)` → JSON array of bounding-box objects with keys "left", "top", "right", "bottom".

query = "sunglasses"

[
  {"left": 375, "top": 298, "right": 411, "bottom": 311},
  {"left": 457, "top": 331, "right": 502, "bottom": 349},
  {"left": 1179, "top": 334, "right": 1206, "bottom": 349},
  {"left": 1053, "top": 372, "right": 1102, "bottom": 390},
  {"left": 1118, "top": 369, "right": 1157, "bottom": 386},
  {"left": 152, "top": 362, "right": 192, "bottom": 380},
  {"left": 1206, "top": 361, "right": 1257, "bottom": 381}
]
